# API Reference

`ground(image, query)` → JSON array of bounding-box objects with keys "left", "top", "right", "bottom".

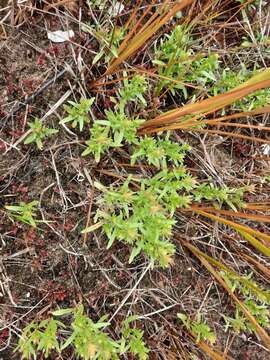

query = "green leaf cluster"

[
  {"left": 82, "top": 124, "right": 114, "bottom": 162},
  {"left": 119, "top": 75, "right": 147, "bottom": 108},
  {"left": 223, "top": 301, "right": 270, "bottom": 334},
  {"left": 5, "top": 201, "right": 39, "bottom": 227},
  {"left": 211, "top": 66, "right": 270, "bottom": 111},
  {"left": 82, "top": 76, "right": 146, "bottom": 162},
  {"left": 86, "top": 164, "right": 246, "bottom": 266},
  {"left": 221, "top": 271, "right": 270, "bottom": 334},
  {"left": 84, "top": 25, "right": 125, "bottom": 64},
  {"left": 61, "top": 98, "right": 94, "bottom": 132},
  {"left": 154, "top": 25, "right": 219, "bottom": 97},
  {"left": 24, "top": 118, "right": 58, "bottom": 150},
  {"left": 15, "top": 319, "right": 63, "bottom": 360},
  {"left": 131, "top": 135, "right": 190, "bottom": 168},
  {"left": 193, "top": 183, "right": 246, "bottom": 210},
  {"left": 177, "top": 313, "right": 216, "bottom": 345},
  {"left": 95, "top": 176, "right": 177, "bottom": 267},
  {"left": 16, "top": 305, "right": 148, "bottom": 360}
]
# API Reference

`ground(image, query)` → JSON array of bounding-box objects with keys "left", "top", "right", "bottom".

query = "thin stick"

[
  {"left": 83, "top": 189, "right": 94, "bottom": 246},
  {"left": 109, "top": 262, "right": 152, "bottom": 322}
]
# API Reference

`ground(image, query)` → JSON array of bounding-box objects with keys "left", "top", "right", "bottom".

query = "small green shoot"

[
  {"left": 211, "top": 65, "right": 270, "bottom": 111},
  {"left": 5, "top": 201, "right": 39, "bottom": 227},
  {"left": 131, "top": 135, "right": 190, "bottom": 169},
  {"left": 83, "top": 23, "right": 125, "bottom": 64},
  {"left": 82, "top": 76, "right": 146, "bottom": 161},
  {"left": 24, "top": 118, "right": 58, "bottom": 150},
  {"left": 82, "top": 123, "right": 113, "bottom": 162},
  {"left": 121, "top": 315, "right": 149, "bottom": 360},
  {"left": 61, "top": 98, "right": 94, "bottom": 132},
  {"left": 97, "top": 110, "right": 144, "bottom": 146},
  {"left": 118, "top": 75, "right": 147, "bottom": 108},
  {"left": 16, "top": 305, "right": 149, "bottom": 360},
  {"left": 221, "top": 271, "right": 270, "bottom": 334},
  {"left": 15, "top": 319, "right": 64, "bottom": 360},
  {"left": 154, "top": 25, "right": 219, "bottom": 97},
  {"left": 177, "top": 313, "right": 216, "bottom": 345}
]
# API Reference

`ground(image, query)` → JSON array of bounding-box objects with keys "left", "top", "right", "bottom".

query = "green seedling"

[
  {"left": 131, "top": 135, "right": 190, "bottom": 169},
  {"left": 154, "top": 25, "right": 219, "bottom": 97},
  {"left": 118, "top": 75, "right": 147, "bottom": 109},
  {"left": 82, "top": 123, "right": 113, "bottom": 162},
  {"left": 82, "top": 75, "right": 147, "bottom": 161},
  {"left": 24, "top": 118, "right": 58, "bottom": 150},
  {"left": 121, "top": 315, "right": 149, "bottom": 360},
  {"left": 223, "top": 300, "right": 269, "bottom": 334},
  {"left": 61, "top": 98, "right": 94, "bottom": 132},
  {"left": 82, "top": 112, "right": 143, "bottom": 161},
  {"left": 5, "top": 201, "right": 39, "bottom": 227},
  {"left": 15, "top": 319, "right": 64, "bottom": 360},
  {"left": 192, "top": 183, "right": 246, "bottom": 211},
  {"left": 221, "top": 271, "right": 270, "bottom": 334},
  {"left": 83, "top": 164, "right": 247, "bottom": 266},
  {"left": 16, "top": 305, "right": 149, "bottom": 360},
  {"left": 83, "top": 23, "right": 126, "bottom": 64},
  {"left": 211, "top": 65, "right": 270, "bottom": 111},
  {"left": 96, "top": 110, "right": 144, "bottom": 146},
  {"left": 177, "top": 313, "right": 216, "bottom": 345}
]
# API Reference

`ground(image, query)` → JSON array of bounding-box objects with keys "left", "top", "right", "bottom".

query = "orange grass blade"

[
  {"left": 140, "top": 69, "right": 270, "bottom": 131},
  {"left": 241, "top": 254, "right": 270, "bottom": 282},
  {"left": 177, "top": 239, "right": 270, "bottom": 303},
  {"left": 195, "top": 340, "right": 230, "bottom": 360},
  {"left": 189, "top": 206, "right": 270, "bottom": 223},
  {"left": 184, "top": 128, "right": 270, "bottom": 144},
  {"left": 190, "top": 209, "right": 270, "bottom": 245},
  {"left": 141, "top": 122, "right": 270, "bottom": 144},
  {"left": 140, "top": 104, "right": 270, "bottom": 133},
  {"left": 103, "top": 0, "right": 194, "bottom": 77},
  {"left": 204, "top": 104, "right": 270, "bottom": 124},
  {"left": 245, "top": 203, "right": 270, "bottom": 211},
  {"left": 181, "top": 240, "right": 270, "bottom": 349},
  {"left": 207, "top": 122, "right": 270, "bottom": 131}
]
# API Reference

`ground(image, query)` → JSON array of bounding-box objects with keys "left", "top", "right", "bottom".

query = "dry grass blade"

[
  {"left": 140, "top": 69, "right": 270, "bottom": 132},
  {"left": 189, "top": 129, "right": 270, "bottom": 144},
  {"left": 142, "top": 125, "right": 270, "bottom": 144},
  {"left": 203, "top": 105, "right": 270, "bottom": 124},
  {"left": 241, "top": 254, "right": 270, "bottom": 282},
  {"left": 189, "top": 206, "right": 270, "bottom": 223},
  {"left": 237, "top": 230, "right": 270, "bottom": 258},
  {"left": 180, "top": 241, "right": 270, "bottom": 350},
  {"left": 97, "top": 0, "right": 195, "bottom": 79},
  {"left": 208, "top": 122, "right": 270, "bottom": 131},
  {"left": 195, "top": 340, "right": 231, "bottom": 360},
  {"left": 190, "top": 209, "right": 270, "bottom": 245},
  {"left": 245, "top": 203, "right": 270, "bottom": 211},
  {"left": 139, "top": 104, "right": 270, "bottom": 133},
  {"left": 177, "top": 239, "right": 270, "bottom": 302}
]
